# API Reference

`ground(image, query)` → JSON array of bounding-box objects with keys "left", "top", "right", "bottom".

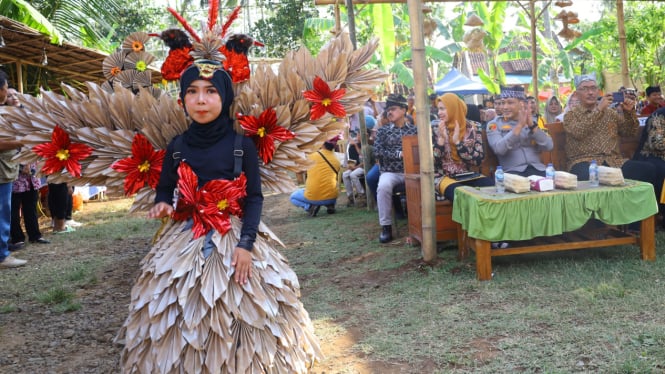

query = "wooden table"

[{"left": 452, "top": 180, "right": 658, "bottom": 280}]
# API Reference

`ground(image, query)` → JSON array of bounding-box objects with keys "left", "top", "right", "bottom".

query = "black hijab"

[{"left": 179, "top": 62, "right": 235, "bottom": 148}]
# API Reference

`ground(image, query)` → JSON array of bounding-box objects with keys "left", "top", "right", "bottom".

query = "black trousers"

[
  {"left": 10, "top": 189, "right": 42, "bottom": 243},
  {"left": 47, "top": 182, "right": 71, "bottom": 220}
]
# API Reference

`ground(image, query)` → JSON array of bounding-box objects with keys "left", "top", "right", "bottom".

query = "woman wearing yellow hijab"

[{"left": 433, "top": 93, "right": 494, "bottom": 200}]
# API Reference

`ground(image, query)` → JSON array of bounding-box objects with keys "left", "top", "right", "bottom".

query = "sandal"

[{"left": 54, "top": 226, "right": 76, "bottom": 234}]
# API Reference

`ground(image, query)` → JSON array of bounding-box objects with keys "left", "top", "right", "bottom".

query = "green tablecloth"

[{"left": 452, "top": 180, "right": 658, "bottom": 241}]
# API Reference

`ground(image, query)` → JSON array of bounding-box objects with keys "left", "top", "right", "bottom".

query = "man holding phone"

[{"left": 563, "top": 73, "right": 655, "bottom": 185}]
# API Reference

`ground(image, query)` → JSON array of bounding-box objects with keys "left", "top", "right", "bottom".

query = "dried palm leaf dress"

[{"left": 116, "top": 124, "right": 321, "bottom": 373}]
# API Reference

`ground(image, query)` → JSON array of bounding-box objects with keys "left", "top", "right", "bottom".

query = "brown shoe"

[
  {"left": 355, "top": 193, "right": 367, "bottom": 208},
  {"left": 0, "top": 255, "right": 27, "bottom": 268}
]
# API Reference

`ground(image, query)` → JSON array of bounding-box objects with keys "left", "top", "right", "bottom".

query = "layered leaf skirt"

[{"left": 116, "top": 216, "right": 321, "bottom": 373}]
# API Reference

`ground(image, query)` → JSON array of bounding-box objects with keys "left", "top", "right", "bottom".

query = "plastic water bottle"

[
  {"left": 495, "top": 166, "right": 505, "bottom": 193},
  {"left": 589, "top": 160, "right": 599, "bottom": 187},
  {"left": 545, "top": 163, "right": 555, "bottom": 181}
]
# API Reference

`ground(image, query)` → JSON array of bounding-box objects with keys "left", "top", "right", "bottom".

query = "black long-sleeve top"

[{"left": 154, "top": 131, "right": 264, "bottom": 250}]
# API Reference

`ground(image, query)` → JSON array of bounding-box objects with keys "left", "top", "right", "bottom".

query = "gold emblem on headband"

[{"left": 194, "top": 61, "right": 221, "bottom": 79}]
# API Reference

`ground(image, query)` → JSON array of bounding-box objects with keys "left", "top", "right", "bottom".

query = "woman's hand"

[
  {"left": 232, "top": 247, "right": 252, "bottom": 284},
  {"left": 452, "top": 121, "right": 461, "bottom": 144},
  {"left": 148, "top": 202, "right": 173, "bottom": 219},
  {"left": 437, "top": 124, "right": 448, "bottom": 146}
]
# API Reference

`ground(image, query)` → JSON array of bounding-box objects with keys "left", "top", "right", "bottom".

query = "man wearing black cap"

[
  {"left": 374, "top": 93, "right": 417, "bottom": 243},
  {"left": 487, "top": 85, "right": 553, "bottom": 176},
  {"left": 640, "top": 86, "right": 664, "bottom": 117}
]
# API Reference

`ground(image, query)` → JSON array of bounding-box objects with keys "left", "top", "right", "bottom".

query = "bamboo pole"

[
  {"left": 406, "top": 0, "right": 437, "bottom": 263},
  {"left": 617, "top": 0, "right": 629, "bottom": 87},
  {"left": 529, "top": 0, "right": 538, "bottom": 100}
]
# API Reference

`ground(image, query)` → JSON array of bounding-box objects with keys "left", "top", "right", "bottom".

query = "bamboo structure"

[
  {"left": 617, "top": 0, "right": 629, "bottom": 87},
  {"left": 516, "top": 0, "right": 552, "bottom": 104},
  {"left": 406, "top": 0, "right": 437, "bottom": 262}
]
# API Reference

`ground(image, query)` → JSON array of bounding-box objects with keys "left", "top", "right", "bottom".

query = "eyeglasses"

[{"left": 577, "top": 85, "right": 598, "bottom": 92}]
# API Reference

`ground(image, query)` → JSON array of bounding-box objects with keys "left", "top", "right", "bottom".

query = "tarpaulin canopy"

[{"left": 434, "top": 68, "right": 489, "bottom": 96}]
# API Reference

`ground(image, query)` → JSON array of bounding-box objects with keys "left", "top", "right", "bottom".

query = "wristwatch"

[{"left": 528, "top": 123, "right": 538, "bottom": 132}]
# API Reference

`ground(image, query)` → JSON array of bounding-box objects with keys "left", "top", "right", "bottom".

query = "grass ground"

[{"left": 1, "top": 193, "right": 665, "bottom": 373}]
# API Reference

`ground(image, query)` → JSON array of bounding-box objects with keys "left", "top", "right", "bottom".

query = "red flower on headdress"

[
  {"left": 237, "top": 108, "right": 296, "bottom": 164},
  {"left": 172, "top": 162, "right": 247, "bottom": 238},
  {"left": 220, "top": 46, "right": 250, "bottom": 83},
  {"left": 161, "top": 47, "right": 194, "bottom": 81},
  {"left": 303, "top": 76, "right": 346, "bottom": 120},
  {"left": 111, "top": 134, "right": 166, "bottom": 196},
  {"left": 32, "top": 126, "right": 93, "bottom": 178}
]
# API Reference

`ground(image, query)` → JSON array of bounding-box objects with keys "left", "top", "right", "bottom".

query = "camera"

[{"left": 612, "top": 92, "right": 624, "bottom": 103}]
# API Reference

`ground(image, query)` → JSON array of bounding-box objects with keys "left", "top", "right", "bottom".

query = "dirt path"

[{"left": 0, "top": 193, "right": 394, "bottom": 374}]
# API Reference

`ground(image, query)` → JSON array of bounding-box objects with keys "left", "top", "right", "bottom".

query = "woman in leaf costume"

[
  {"left": 116, "top": 61, "right": 321, "bottom": 373},
  {"left": 0, "top": 3, "right": 387, "bottom": 371}
]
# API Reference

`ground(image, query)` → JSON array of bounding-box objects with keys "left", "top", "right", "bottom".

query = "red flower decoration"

[
  {"left": 111, "top": 134, "right": 166, "bottom": 196},
  {"left": 303, "top": 76, "right": 346, "bottom": 120},
  {"left": 172, "top": 162, "right": 247, "bottom": 239},
  {"left": 161, "top": 47, "right": 194, "bottom": 81},
  {"left": 32, "top": 126, "right": 93, "bottom": 178},
  {"left": 237, "top": 108, "right": 296, "bottom": 164},
  {"left": 220, "top": 46, "right": 251, "bottom": 83}
]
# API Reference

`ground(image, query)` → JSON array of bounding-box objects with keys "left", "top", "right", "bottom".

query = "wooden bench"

[{"left": 402, "top": 122, "right": 645, "bottom": 247}]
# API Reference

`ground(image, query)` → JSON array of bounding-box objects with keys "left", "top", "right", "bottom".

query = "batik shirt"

[
  {"left": 563, "top": 104, "right": 639, "bottom": 169},
  {"left": 373, "top": 122, "right": 418, "bottom": 173},
  {"left": 639, "top": 108, "right": 665, "bottom": 159}
]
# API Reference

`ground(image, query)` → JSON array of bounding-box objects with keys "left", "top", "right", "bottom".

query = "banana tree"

[
  {"left": 473, "top": 0, "right": 509, "bottom": 94},
  {"left": 0, "top": 0, "right": 62, "bottom": 43}
]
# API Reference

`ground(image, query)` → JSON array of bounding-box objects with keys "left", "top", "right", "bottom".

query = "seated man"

[
  {"left": 564, "top": 73, "right": 656, "bottom": 187},
  {"left": 374, "top": 94, "right": 417, "bottom": 243},
  {"left": 343, "top": 125, "right": 374, "bottom": 208},
  {"left": 487, "top": 86, "right": 553, "bottom": 177},
  {"left": 290, "top": 135, "right": 341, "bottom": 217}
]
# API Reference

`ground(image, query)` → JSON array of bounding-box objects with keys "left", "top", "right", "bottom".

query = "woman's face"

[
  {"left": 437, "top": 101, "right": 448, "bottom": 124},
  {"left": 183, "top": 79, "right": 222, "bottom": 124},
  {"left": 6, "top": 88, "right": 20, "bottom": 107},
  {"left": 548, "top": 98, "right": 562, "bottom": 114}
]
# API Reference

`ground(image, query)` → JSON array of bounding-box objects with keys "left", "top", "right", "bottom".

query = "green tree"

[
  {"left": 252, "top": 0, "right": 319, "bottom": 58},
  {"left": 25, "top": 0, "right": 122, "bottom": 49},
  {"left": 571, "top": 2, "right": 665, "bottom": 89}
]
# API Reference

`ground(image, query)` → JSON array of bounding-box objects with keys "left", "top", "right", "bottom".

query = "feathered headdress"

[
  {"left": 0, "top": 3, "right": 388, "bottom": 213},
  {"left": 160, "top": 2, "right": 262, "bottom": 83}
]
